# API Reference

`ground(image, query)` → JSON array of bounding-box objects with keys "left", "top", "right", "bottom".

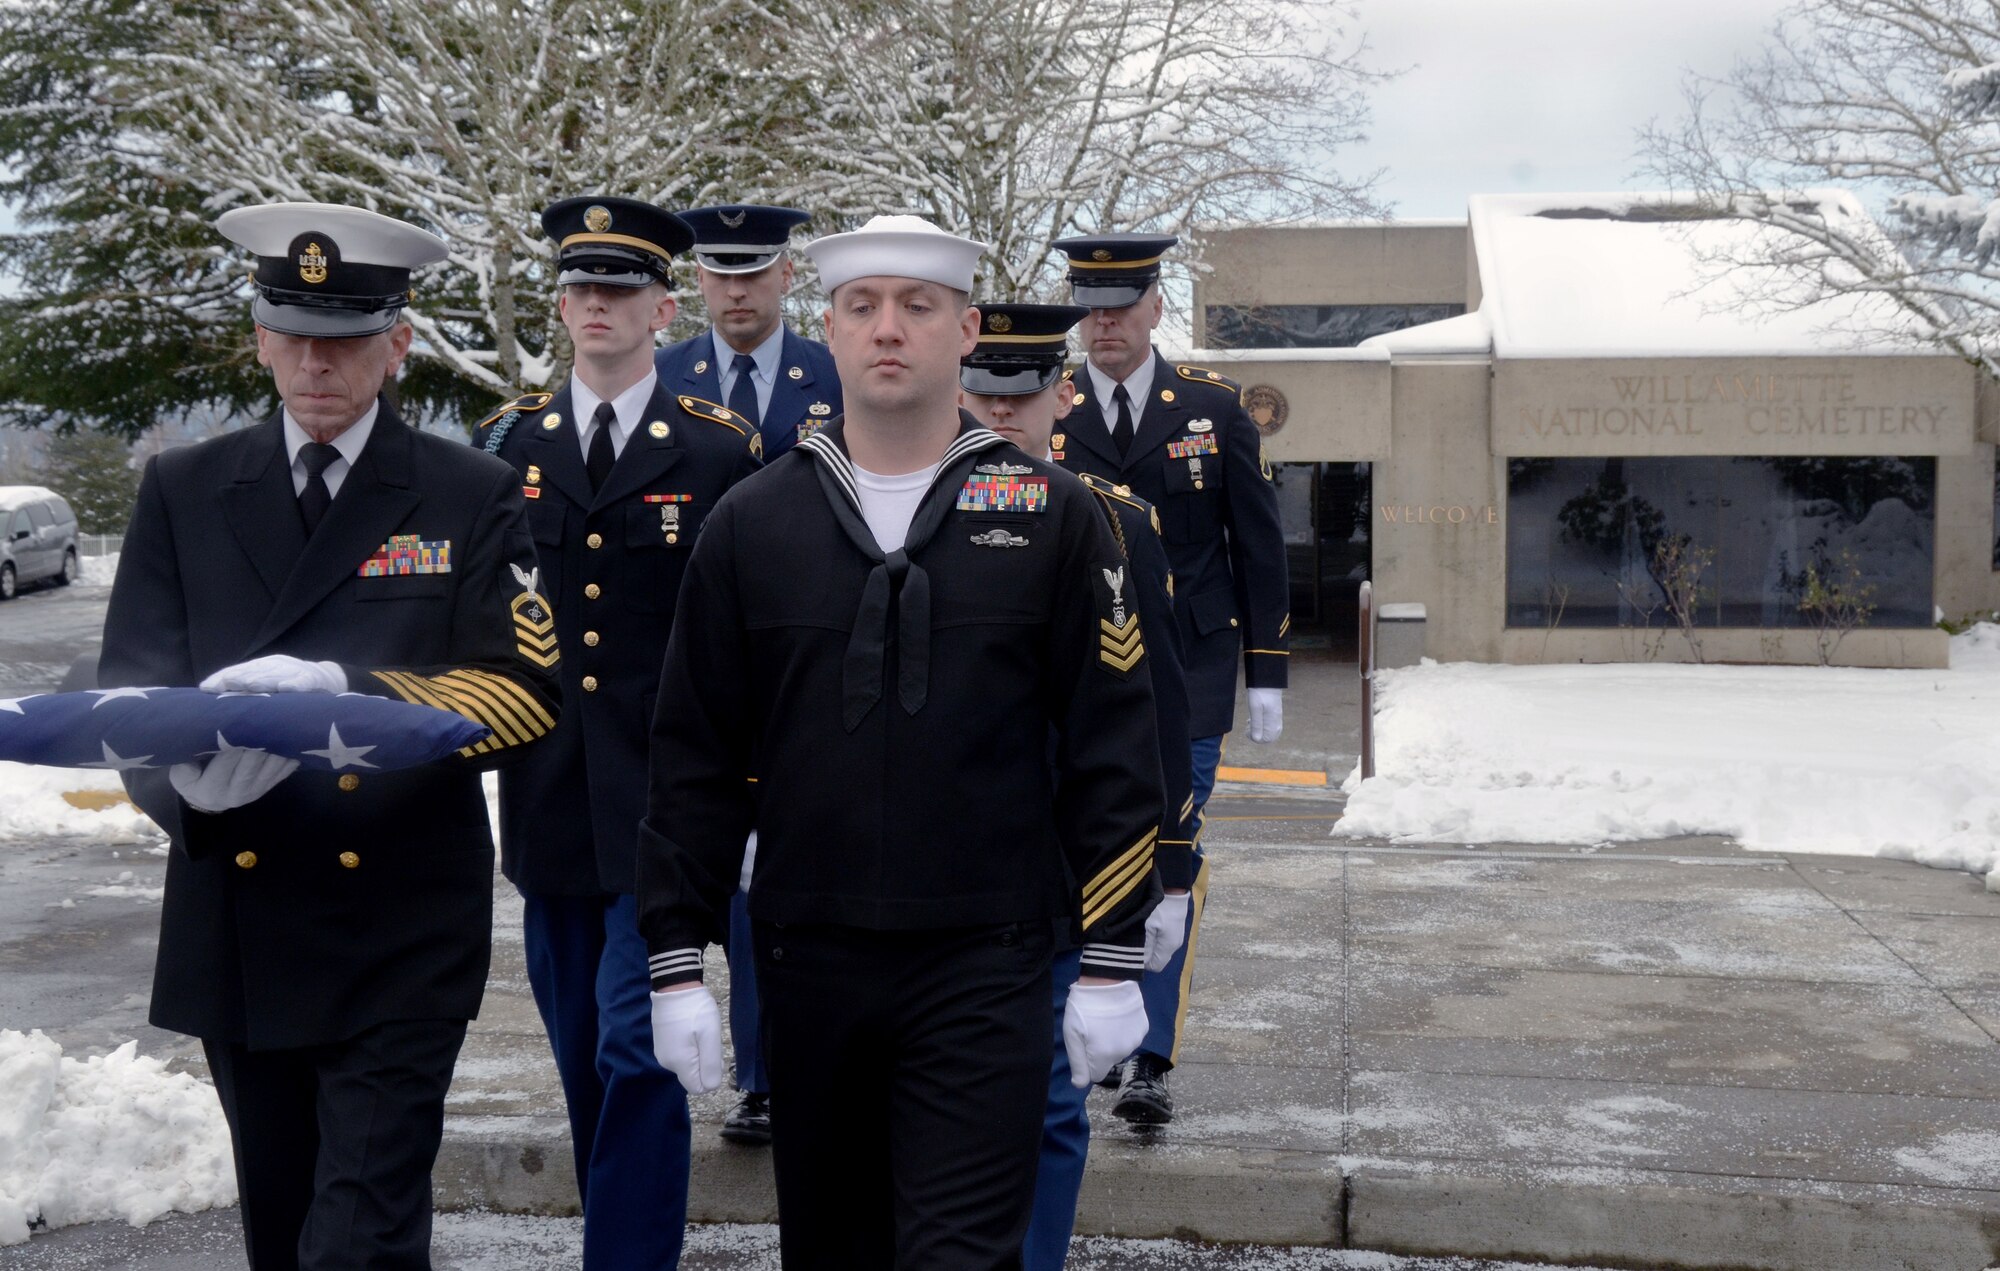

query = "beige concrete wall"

[
  {"left": 1937, "top": 446, "right": 2000, "bottom": 625},
  {"left": 1191, "top": 350, "right": 1392, "bottom": 461},
  {"left": 1368, "top": 361, "right": 1507, "bottom": 662},
  {"left": 1194, "top": 224, "right": 1470, "bottom": 310},
  {"left": 1491, "top": 356, "right": 1976, "bottom": 458}
]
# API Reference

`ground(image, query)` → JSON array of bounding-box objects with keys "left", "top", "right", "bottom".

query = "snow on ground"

[
  {"left": 1339, "top": 626, "right": 2000, "bottom": 874},
  {"left": 0, "top": 1030, "right": 234, "bottom": 1245},
  {"left": 0, "top": 763, "right": 157, "bottom": 846},
  {"left": 74, "top": 553, "right": 117, "bottom": 588}
]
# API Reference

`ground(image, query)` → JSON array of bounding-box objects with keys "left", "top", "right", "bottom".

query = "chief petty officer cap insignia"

[
  {"left": 804, "top": 214, "right": 987, "bottom": 294},
  {"left": 215, "top": 202, "right": 448, "bottom": 339},
  {"left": 676, "top": 204, "right": 812, "bottom": 275},
  {"left": 541, "top": 195, "right": 693, "bottom": 289},
  {"left": 1052, "top": 231, "right": 1179, "bottom": 310},
  {"left": 960, "top": 302, "right": 1089, "bottom": 397}
]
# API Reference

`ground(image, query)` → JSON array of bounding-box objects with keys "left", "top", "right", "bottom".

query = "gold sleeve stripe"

[
  {"left": 1082, "top": 829, "right": 1157, "bottom": 907},
  {"left": 1083, "top": 847, "right": 1156, "bottom": 929},
  {"left": 1278, "top": 615, "right": 1291, "bottom": 638},
  {"left": 390, "top": 671, "right": 527, "bottom": 748},
  {"left": 1247, "top": 648, "right": 1291, "bottom": 657},
  {"left": 1180, "top": 793, "right": 1196, "bottom": 822},
  {"left": 440, "top": 668, "right": 556, "bottom": 734},
  {"left": 433, "top": 673, "right": 535, "bottom": 747}
]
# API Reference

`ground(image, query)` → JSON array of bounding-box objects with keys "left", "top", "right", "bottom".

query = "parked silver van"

[{"left": 0, "top": 486, "right": 80, "bottom": 599}]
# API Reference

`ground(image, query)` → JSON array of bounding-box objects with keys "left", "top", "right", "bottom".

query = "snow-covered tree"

[
  {"left": 786, "top": 0, "right": 1385, "bottom": 300},
  {"left": 0, "top": 0, "right": 795, "bottom": 435},
  {"left": 1640, "top": 0, "right": 2000, "bottom": 379}
]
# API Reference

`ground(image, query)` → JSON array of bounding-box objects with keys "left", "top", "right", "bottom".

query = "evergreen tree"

[{"left": 38, "top": 429, "right": 139, "bottom": 534}]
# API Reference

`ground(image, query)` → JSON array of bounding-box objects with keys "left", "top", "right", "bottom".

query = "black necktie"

[
  {"left": 727, "top": 353, "right": 761, "bottom": 430},
  {"left": 1111, "top": 384, "right": 1134, "bottom": 458},
  {"left": 586, "top": 401, "right": 616, "bottom": 493},
  {"left": 297, "top": 442, "right": 341, "bottom": 535}
]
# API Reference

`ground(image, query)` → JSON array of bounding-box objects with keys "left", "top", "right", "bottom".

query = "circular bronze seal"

[
  {"left": 584, "top": 205, "right": 612, "bottom": 232},
  {"left": 1244, "top": 384, "right": 1289, "bottom": 437},
  {"left": 989, "top": 313, "right": 1013, "bottom": 333}
]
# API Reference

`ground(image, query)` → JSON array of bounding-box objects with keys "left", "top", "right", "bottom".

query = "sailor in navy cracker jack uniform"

[
  {"left": 957, "top": 302, "right": 1196, "bottom": 1269},
  {"left": 100, "top": 202, "right": 561, "bottom": 1271},
  {"left": 638, "top": 218, "right": 1162, "bottom": 1269},
  {"left": 654, "top": 204, "right": 842, "bottom": 463},
  {"left": 651, "top": 203, "right": 838, "bottom": 1144},
  {"left": 1053, "top": 232, "right": 1291, "bottom": 1127},
  {"left": 473, "top": 195, "right": 761, "bottom": 1271}
]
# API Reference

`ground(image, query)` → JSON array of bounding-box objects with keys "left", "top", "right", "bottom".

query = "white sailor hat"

[
  {"left": 216, "top": 202, "right": 447, "bottom": 338},
  {"left": 805, "top": 215, "right": 987, "bottom": 294}
]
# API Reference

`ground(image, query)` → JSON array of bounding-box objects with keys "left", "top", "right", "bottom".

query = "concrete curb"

[{"left": 430, "top": 1120, "right": 2000, "bottom": 1270}]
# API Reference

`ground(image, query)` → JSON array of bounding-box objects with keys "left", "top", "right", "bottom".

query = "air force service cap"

[
  {"left": 677, "top": 205, "right": 811, "bottom": 274},
  {"left": 1053, "top": 232, "right": 1179, "bottom": 309},
  {"left": 216, "top": 202, "right": 448, "bottom": 339},
  {"left": 541, "top": 196, "right": 693, "bottom": 288},
  {"left": 960, "top": 303, "right": 1088, "bottom": 397},
  {"left": 805, "top": 215, "right": 987, "bottom": 294}
]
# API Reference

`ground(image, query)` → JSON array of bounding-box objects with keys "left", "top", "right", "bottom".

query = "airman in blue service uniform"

[
  {"left": 652, "top": 202, "right": 841, "bottom": 1144},
  {"left": 475, "top": 195, "right": 762, "bottom": 1270},
  {"left": 1053, "top": 232, "right": 1291, "bottom": 1126},
  {"left": 957, "top": 302, "right": 1197, "bottom": 1269},
  {"left": 101, "top": 202, "right": 562, "bottom": 1271},
  {"left": 654, "top": 204, "right": 843, "bottom": 463}
]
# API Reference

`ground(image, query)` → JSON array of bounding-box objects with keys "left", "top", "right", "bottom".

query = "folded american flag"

[{"left": 0, "top": 687, "right": 491, "bottom": 772}]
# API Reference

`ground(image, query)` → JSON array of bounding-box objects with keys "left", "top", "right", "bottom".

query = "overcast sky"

[{"left": 1345, "top": 0, "right": 1796, "bottom": 219}]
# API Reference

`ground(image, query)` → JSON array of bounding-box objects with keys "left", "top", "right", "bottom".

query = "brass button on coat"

[
  {"left": 584, "top": 584, "right": 601, "bottom": 599},
  {"left": 586, "top": 533, "right": 603, "bottom": 549},
  {"left": 582, "top": 676, "right": 599, "bottom": 692},
  {"left": 234, "top": 851, "right": 257, "bottom": 870},
  {"left": 338, "top": 851, "right": 360, "bottom": 869},
  {"left": 583, "top": 631, "right": 600, "bottom": 647},
  {"left": 338, "top": 774, "right": 361, "bottom": 792}
]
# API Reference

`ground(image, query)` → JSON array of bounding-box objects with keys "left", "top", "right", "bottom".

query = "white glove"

[
  {"left": 650, "top": 985, "right": 725, "bottom": 1094},
  {"left": 1143, "top": 891, "right": 1191, "bottom": 973},
  {"left": 201, "top": 655, "right": 346, "bottom": 695},
  {"left": 739, "top": 830, "right": 758, "bottom": 894},
  {"left": 1246, "top": 687, "right": 1283, "bottom": 744},
  {"left": 1062, "top": 979, "right": 1148, "bottom": 1089},
  {"left": 169, "top": 748, "right": 300, "bottom": 813}
]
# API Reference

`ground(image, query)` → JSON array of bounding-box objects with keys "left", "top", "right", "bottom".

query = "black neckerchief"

[{"left": 794, "top": 411, "right": 1009, "bottom": 731}]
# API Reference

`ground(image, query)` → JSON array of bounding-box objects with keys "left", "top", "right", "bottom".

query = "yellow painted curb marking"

[
  {"left": 62, "top": 790, "right": 133, "bottom": 811},
  {"left": 1215, "top": 765, "right": 1327, "bottom": 787}
]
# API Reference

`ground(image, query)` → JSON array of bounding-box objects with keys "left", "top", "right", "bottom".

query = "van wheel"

[
  {"left": 54, "top": 550, "right": 76, "bottom": 587},
  {"left": 1, "top": 564, "right": 17, "bottom": 601}
]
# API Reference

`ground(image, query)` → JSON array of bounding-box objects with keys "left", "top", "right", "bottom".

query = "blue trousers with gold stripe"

[{"left": 1136, "top": 732, "right": 1221, "bottom": 1063}]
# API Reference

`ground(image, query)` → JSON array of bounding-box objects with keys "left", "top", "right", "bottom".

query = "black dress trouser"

[
  {"left": 753, "top": 919, "right": 1055, "bottom": 1270},
  {"left": 202, "top": 1018, "right": 468, "bottom": 1271}
]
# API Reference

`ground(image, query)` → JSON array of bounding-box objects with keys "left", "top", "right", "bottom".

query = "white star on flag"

[
  {"left": 88, "top": 687, "right": 152, "bottom": 709},
  {"left": 81, "top": 741, "right": 155, "bottom": 770},
  {"left": 303, "top": 723, "right": 378, "bottom": 770}
]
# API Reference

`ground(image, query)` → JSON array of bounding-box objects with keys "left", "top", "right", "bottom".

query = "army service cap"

[
  {"left": 960, "top": 303, "right": 1088, "bottom": 397},
  {"left": 678, "top": 204, "right": 812, "bottom": 275},
  {"left": 1053, "top": 232, "right": 1179, "bottom": 309},
  {"left": 216, "top": 202, "right": 448, "bottom": 339},
  {"left": 806, "top": 215, "right": 987, "bottom": 295},
  {"left": 542, "top": 196, "right": 693, "bottom": 289}
]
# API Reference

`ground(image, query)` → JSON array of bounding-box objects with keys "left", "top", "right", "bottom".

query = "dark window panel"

[
  {"left": 1506, "top": 456, "right": 1936, "bottom": 630},
  {"left": 1205, "top": 304, "right": 1467, "bottom": 350}
]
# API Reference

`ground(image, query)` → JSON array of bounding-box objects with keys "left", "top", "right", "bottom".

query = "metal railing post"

[{"left": 1358, "top": 580, "right": 1375, "bottom": 781}]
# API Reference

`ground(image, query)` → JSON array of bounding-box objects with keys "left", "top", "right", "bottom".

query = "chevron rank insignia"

[
  {"left": 359, "top": 535, "right": 450, "bottom": 576},
  {"left": 508, "top": 563, "right": 558, "bottom": 669},
  {"left": 1092, "top": 562, "right": 1145, "bottom": 677},
  {"left": 957, "top": 473, "right": 1049, "bottom": 513}
]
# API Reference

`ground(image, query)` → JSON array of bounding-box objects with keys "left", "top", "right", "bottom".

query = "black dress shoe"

[
  {"left": 1112, "top": 1052, "right": 1173, "bottom": 1125},
  {"left": 720, "top": 1090, "right": 772, "bottom": 1145}
]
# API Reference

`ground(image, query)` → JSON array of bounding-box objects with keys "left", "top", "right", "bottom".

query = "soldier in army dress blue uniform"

[
  {"left": 474, "top": 195, "right": 762, "bottom": 1270},
  {"left": 956, "top": 301, "right": 1197, "bottom": 1269},
  {"left": 101, "top": 202, "right": 562, "bottom": 1271},
  {"left": 1053, "top": 232, "right": 1291, "bottom": 1126},
  {"left": 651, "top": 203, "right": 841, "bottom": 1145}
]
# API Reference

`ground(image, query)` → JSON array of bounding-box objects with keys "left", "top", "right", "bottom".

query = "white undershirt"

[{"left": 850, "top": 462, "right": 940, "bottom": 553}]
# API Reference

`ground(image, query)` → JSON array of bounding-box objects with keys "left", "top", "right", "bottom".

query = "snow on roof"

[
  {"left": 1358, "top": 309, "right": 1492, "bottom": 356},
  {"left": 0, "top": 486, "right": 60, "bottom": 512},
  {"left": 1176, "top": 345, "right": 1389, "bottom": 365},
  {"left": 1468, "top": 191, "right": 1924, "bottom": 359}
]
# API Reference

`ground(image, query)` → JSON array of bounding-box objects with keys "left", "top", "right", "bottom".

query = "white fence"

[{"left": 76, "top": 534, "right": 123, "bottom": 557}]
